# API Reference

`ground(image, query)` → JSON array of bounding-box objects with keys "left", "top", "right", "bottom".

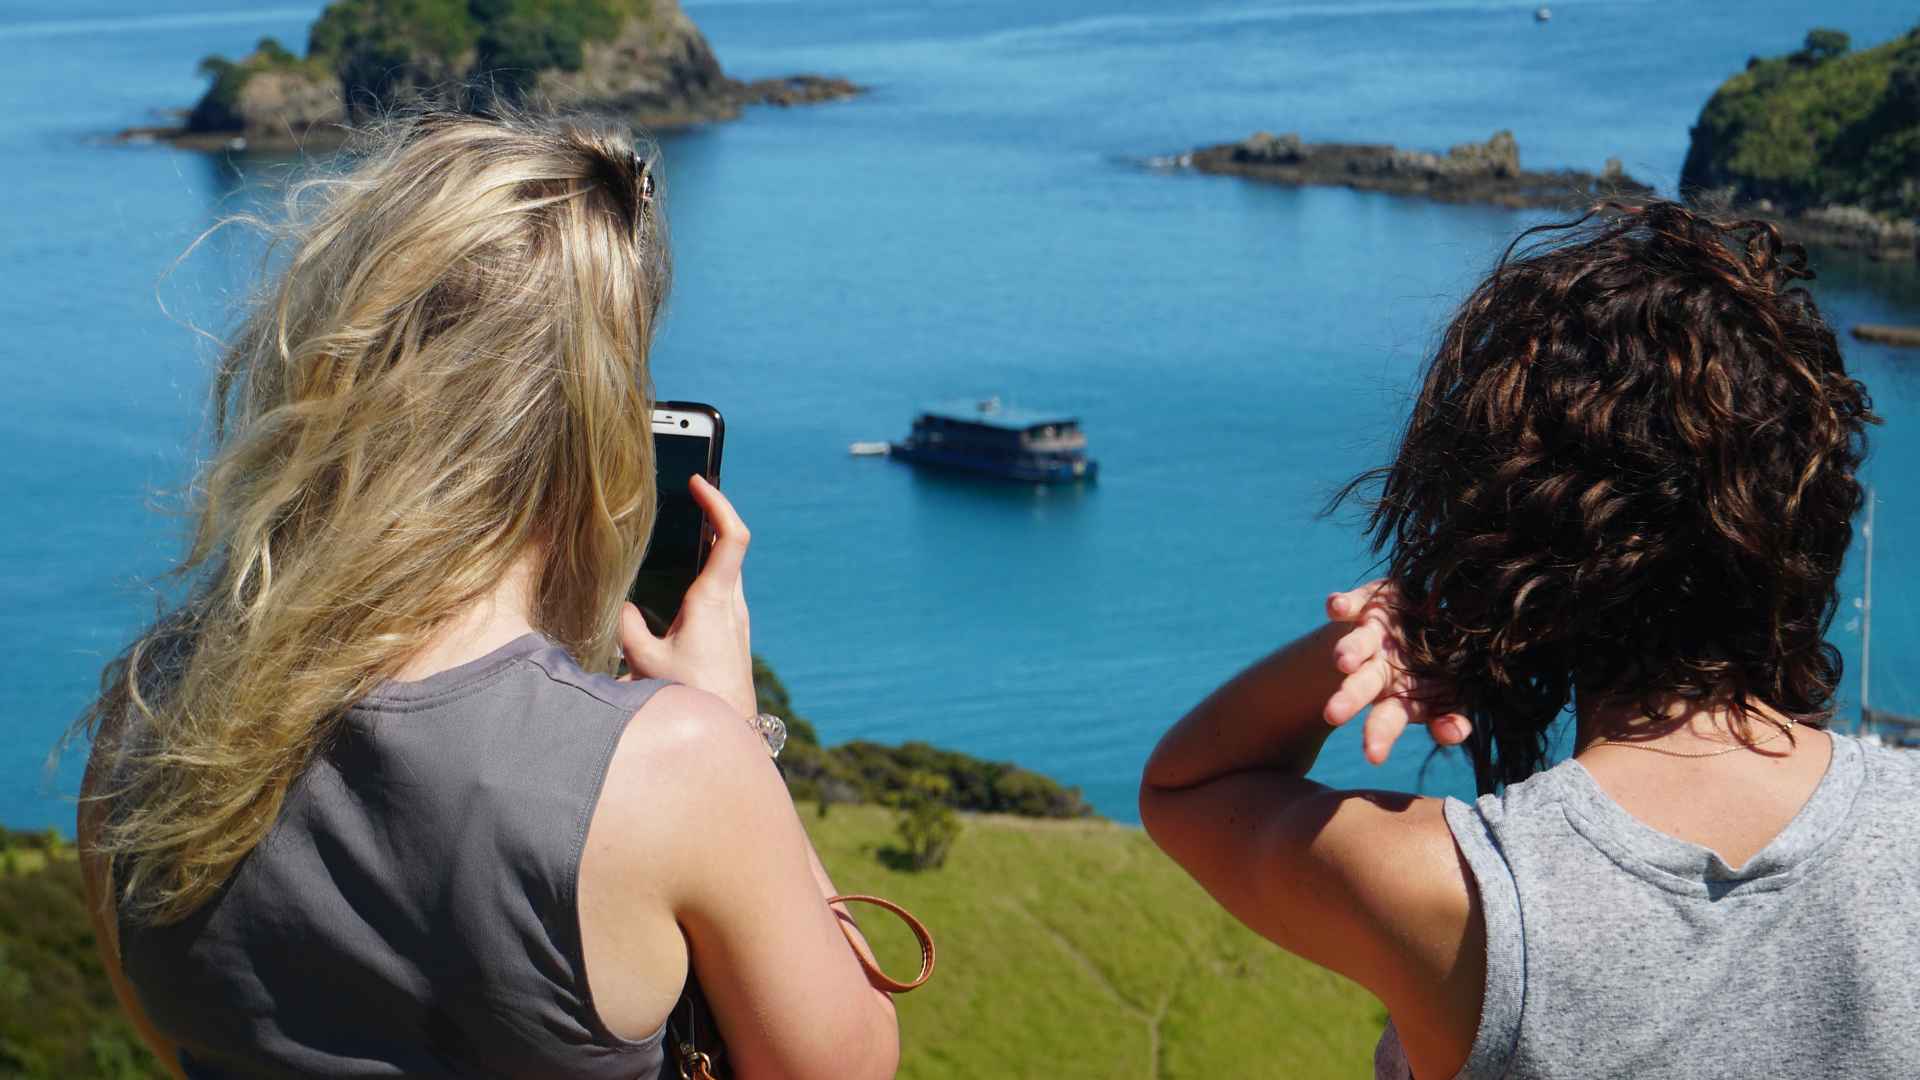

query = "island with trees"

[
  {"left": 1682, "top": 25, "right": 1920, "bottom": 259},
  {"left": 121, "top": 0, "right": 861, "bottom": 150}
]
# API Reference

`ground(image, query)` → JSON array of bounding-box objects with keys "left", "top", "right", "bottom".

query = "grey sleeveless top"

[
  {"left": 120, "top": 634, "right": 672, "bottom": 1079},
  {"left": 1374, "top": 732, "right": 1920, "bottom": 1079}
]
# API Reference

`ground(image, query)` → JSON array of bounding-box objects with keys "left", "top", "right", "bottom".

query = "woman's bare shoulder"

[{"left": 574, "top": 685, "right": 783, "bottom": 1039}]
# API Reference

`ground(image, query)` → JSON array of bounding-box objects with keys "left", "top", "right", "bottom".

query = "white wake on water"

[{"left": 0, "top": 7, "right": 317, "bottom": 42}]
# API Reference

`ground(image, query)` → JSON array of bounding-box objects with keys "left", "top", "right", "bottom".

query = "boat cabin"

[{"left": 890, "top": 398, "right": 1098, "bottom": 484}]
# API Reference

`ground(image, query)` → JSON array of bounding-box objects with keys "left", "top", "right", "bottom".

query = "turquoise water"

[{"left": 8, "top": 0, "right": 1920, "bottom": 829}]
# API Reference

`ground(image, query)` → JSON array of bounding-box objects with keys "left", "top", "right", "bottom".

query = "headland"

[{"left": 1682, "top": 25, "right": 1920, "bottom": 259}]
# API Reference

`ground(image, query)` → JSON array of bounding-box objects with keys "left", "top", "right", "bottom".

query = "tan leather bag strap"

[{"left": 827, "top": 894, "right": 936, "bottom": 993}]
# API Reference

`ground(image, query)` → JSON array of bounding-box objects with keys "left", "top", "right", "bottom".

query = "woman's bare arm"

[
  {"left": 1138, "top": 584, "right": 1484, "bottom": 1078},
  {"left": 582, "top": 686, "right": 898, "bottom": 1080},
  {"left": 581, "top": 477, "right": 897, "bottom": 1079}
]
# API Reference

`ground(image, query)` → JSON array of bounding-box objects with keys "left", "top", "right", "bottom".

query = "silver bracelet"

[{"left": 749, "top": 712, "right": 788, "bottom": 759}]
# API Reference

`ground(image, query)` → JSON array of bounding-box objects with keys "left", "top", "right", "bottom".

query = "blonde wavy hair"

[{"left": 79, "top": 110, "right": 671, "bottom": 924}]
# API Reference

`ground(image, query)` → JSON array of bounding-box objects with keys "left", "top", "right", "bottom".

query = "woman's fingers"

[
  {"left": 633, "top": 475, "right": 757, "bottom": 716},
  {"left": 1326, "top": 579, "right": 1388, "bottom": 623},
  {"left": 616, "top": 601, "right": 665, "bottom": 679},
  {"left": 1363, "top": 696, "right": 1412, "bottom": 765},
  {"left": 1332, "top": 621, "right": 1385, "bottom": 674},
  {"left": 688, "top": 474, "right": 751, "bottom": 591},
  {"left": 1430, "top": 713, "right": 1473, "bottom": 746},
  {"left": 1325, "top": 654, "right": 1392, "bottom": 726}
]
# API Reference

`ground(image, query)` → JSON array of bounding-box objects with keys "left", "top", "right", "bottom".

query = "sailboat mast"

[{"left": 1861, "top": 487, "right": 1873, "bottom": 733}]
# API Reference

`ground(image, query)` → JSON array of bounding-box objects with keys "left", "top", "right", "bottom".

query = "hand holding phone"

[
  {"left": 619, "top": 475, "right": 754, "bottom": 716},
  {"left": 630, "top": 402, "right": 725, "bottom": 635},
  {"left": 621, "top": 404, "right": 756, "bottom": 717}
]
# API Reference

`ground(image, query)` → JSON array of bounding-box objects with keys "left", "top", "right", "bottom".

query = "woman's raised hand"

[
  {"left": 618, "top": 474, "right": 757, "bottom": 718},
  {"left": 1324, "top": 579, "right": 1471, "bottom": 765}
]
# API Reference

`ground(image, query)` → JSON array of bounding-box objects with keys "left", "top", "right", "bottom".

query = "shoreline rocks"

[
  {"left": 1764, "top": 202, "right": 1919, "bottom": 261},
  {"left": 1180, "top": 129, "right": 1654, "bottom": 210},
  {"left": 1852, "top": 324, "right": 1920, "bottom": 348},
  {"left": 115, "top": 71, "right": 866, "bottom": 153}
]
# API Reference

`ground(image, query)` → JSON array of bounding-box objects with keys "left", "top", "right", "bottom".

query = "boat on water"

[
  {"left": 890, "top": 398, "right": 1099, "bottom": 484},
  {"left": 1534, "top": 6, "right": 1551, "bottom": 22}
]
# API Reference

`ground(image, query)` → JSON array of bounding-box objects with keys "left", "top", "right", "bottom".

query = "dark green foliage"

[
  {"left": 0, "top": 827, "right": 65, "bottom": 852},
  {"left": 473, "top": 0, "right": 646, "bottom": 97},
  {"left": 308, "top": 0, "right": 481, "bottom": 67},
  {"left": 254, "top": 37, "right": 299, "bottom": 66},
  {"left": 1799, "top": 29, "right": 1851, "bottom": 65},
  {"left": 752, "top": 661, "right": 1094, "bottom": 819},
  {"left": 752, "top": 655, "right": 818, "bottom": 747},
  {"left": 831, "top": 741, "right": 1094, "bottom": 818},
  {"left": 1890, "top": 53, "right": 1920, "bottom": 124},
  {"left": 306, "top": 0, "right": 479, "bottom": 114},
  {"left": 780, "top": 735, "right": 1095, "bottom": 819},
  {"left": 0, "top": 860, "right": 165, "bottom": 1078},
  {"left": 1682, "top": 22, "right": 1920, "bottom": 216},
  {"left": 301, "top": 0, "right": 646, "bottom": 110}
]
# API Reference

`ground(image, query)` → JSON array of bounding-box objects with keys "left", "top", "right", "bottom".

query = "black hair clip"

[{"left": 635, "top": 153, "right": 655, "bottom": 207}]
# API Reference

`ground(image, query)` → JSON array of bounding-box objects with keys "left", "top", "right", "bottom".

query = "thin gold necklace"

[{"left": 1588, "top": 718, "right": 1796, "bottom": 759}]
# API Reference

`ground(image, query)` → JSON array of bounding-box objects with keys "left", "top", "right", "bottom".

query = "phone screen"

[{"left": 630, "top": 411, "right": 721, "bottom": 633}]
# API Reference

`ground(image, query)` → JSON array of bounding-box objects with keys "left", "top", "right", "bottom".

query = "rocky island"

[
  {"left": 1682, "top": 26, "right": 1920, "bottom": 259},
  {"left": 119, "top": 0, "right": 861, "bottom": 151},
  {"left": 1175, "top": 129, "right": 1653, "bottom": 210}
]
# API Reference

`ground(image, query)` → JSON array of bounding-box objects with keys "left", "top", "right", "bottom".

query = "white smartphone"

[{"left": 629, "top": 402, "right": 725, "bottom": 634}]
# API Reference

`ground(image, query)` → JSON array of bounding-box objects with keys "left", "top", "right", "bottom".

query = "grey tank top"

[
  {"left": 1375, "top": 732, "right": 1920, "bottom": 1080},
  {"left": 120, "top": 633, "right": 671, "bottom": 1079}
]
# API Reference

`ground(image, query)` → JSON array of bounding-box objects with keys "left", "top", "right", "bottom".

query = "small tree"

[
  {"left": 254, "top": 36, "right": 297, "bottom": 65},
  {"left": 892, "top": 772, "right": 960, "bottom": 871},
  {"left": 1800, "top": 29, "right": 1850, "bottom": 64}
]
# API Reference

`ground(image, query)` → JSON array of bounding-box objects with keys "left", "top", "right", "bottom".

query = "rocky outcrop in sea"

[
  {"left": 1174, "top": 130, "right": 1653, "bottom": 210},
  {"left": 118, "top": 0, "right": 860, "bottom": 151}
]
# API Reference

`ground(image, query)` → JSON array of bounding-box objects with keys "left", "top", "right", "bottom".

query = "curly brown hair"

[{"left": 1340, "top": 200, "right": 1877, "bottom": 793}]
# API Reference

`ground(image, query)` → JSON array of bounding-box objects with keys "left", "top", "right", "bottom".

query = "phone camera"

[{"left": 679, "top": 419, "right": 689, "bottom": 428}]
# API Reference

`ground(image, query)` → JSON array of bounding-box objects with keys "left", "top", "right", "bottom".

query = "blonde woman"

[{"left": 77, "top": 113, "right": 899, "bottom": 1079}]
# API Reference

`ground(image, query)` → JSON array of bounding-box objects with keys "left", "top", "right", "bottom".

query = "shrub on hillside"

[{"left": 889, "top": 772, "right": 961, "bottom": 871}]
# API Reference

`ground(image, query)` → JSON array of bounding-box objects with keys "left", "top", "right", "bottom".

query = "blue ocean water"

[{"left": 6, "top": 0, "right": 1920, "bottom": 829}]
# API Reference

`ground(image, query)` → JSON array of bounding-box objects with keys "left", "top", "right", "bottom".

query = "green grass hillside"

[
  {"left": 807, "top": 804, "right": 1384, "bottom": 1079},
  {"left": 0, "top": 809, "right": 1384, "bottom": 1078},
  {"left": 1681, "top": 25, "right": 1920, "bottom": 215}
]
